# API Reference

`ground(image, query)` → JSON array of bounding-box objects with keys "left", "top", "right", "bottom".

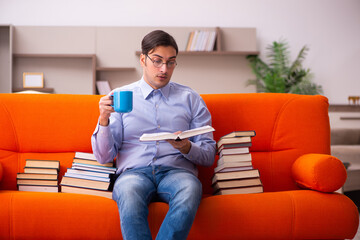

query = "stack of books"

[
  {"left": 17, "top": 159, "right": 60, "bottom": 192},
  {"left": 212, "top": 130, "right": 263, "bottom": 195},
  {"left": 185, "top": 30, "right": 217, "bottom": 52},
  {"left": 60, "top": 152, "right": 116, "bottom": 199}
]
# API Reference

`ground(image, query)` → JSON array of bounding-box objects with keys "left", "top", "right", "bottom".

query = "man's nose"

[{"left": 159, "top": 63, "right": 168, "bottom": 72}]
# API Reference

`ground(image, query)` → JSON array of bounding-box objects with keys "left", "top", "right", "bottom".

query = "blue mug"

[{"left": 111, "top": 90, "right": 133, "bottom": 113}]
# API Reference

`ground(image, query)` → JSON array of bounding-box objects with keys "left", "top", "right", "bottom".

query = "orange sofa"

[{"left": 0, "top": 93, "right": 358, "bottom": 240}]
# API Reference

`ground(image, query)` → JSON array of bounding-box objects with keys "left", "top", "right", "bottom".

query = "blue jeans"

[{"left": 112, "top": 165, "right": 202, "bottom": 240}]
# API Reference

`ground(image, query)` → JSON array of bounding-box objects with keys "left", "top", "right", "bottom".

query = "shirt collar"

[{"left": 139, "top": 77, "right": 170, "bottom": 100}]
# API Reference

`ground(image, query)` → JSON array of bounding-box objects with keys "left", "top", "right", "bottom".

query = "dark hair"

[{"left": 141, "top": 30, "right": 178, "bottom": 56}]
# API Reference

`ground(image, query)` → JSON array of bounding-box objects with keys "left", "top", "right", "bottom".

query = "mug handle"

[
  {"left": 109, "top": 90, "right": 115, "bottom": 108},
  {"left": 110, "top": 94, "right": 114, "bottom": 108}
]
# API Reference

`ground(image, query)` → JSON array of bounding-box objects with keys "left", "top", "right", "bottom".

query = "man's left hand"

[{"left": 166, "top": 131, "right": 191, "bottom": 154}]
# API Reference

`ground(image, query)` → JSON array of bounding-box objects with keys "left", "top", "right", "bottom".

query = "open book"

[{"left": 139, "top": 125, "right": 215, "bottom": 141}]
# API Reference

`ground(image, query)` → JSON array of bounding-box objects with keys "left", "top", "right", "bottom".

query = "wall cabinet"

[
  {"left": 13, "top": 54, "right": 96, "bottom": 94},
  {"left": 0, "top": 25, "right": 12, "bottom": 93},
  {"left": 1, "top": 26, "right": 258, "bottom": 94},
  {"left": 329, "top": 105, "right": 360, "bottom": 129}
]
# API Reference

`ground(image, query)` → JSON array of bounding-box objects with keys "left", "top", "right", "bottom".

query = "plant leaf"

[
  {"left": 266, "top": 40, "right": 289, "bottom": 78},
  {"left": 246, "top": 55, "right": 271, "bottom": 81},
  {"left": 246, "top": 40, "right": 322, "bottom": 95},
  {"left": 289, "top": 45, "right": 309, "bottom": 73}
]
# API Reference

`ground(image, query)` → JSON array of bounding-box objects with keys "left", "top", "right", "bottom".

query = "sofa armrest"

[{"left": 292, "top": 154, "right": 347, "bottom": 192}]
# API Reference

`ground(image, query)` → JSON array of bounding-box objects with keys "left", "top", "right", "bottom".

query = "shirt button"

[
  {"left": 156, "top": 141, "right": 159, "bottom": 145},
  {"left": 157, "top": 125, "right": 160, "bottom": 129},
  {"left": 153, "top": 157, "right": 157, "bottom": 161}
]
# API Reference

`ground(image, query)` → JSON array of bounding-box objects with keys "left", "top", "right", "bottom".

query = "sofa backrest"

[
  {"left": 0, "top": 94, "right": 101, "bottom": 190},
  {"left": 0, "top": 94, "right": 100, "bottom": 153},
  {"left": 199, "top": 93, "right": 330, "bottom": 194},
  {"left": 0, "top": 93, "right": 330, "bottom": 195}
]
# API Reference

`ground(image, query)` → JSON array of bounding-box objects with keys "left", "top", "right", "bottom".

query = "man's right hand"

[{"left": 99, "top": 94, "right": 115, "bottom": 126}]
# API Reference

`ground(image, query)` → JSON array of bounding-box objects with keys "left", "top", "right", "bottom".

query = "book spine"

[{"left": 186, "top": 31, "right": 194, "bottom": 51}]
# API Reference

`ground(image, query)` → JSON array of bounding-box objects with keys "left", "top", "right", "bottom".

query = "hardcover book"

[
  {"left": 214, "top": 185, "right": 263, "bottom": 195},
  {"left": 139, "top": 125, "right": 215, "bottom": 141},
  {"left": 66, "top": 168, "right": 110, "bottom": 178},
  {"left": 220, "top": 130, "right": 256, "bottom": 139},
  {"left": 217, "top": 136, "right": 252, "bottom": 149},
  {"left": 60, "top": 176, "right": 110, "bottom": 191},
  {"left": 217, "top": 154, "right": 252, "bottom": 165},
  {"left": 17, "top": 173, "right": 58, "bottom": 180},
  {"left": 64, "top": 172, "right": 110, "bottom": 182},
  {"left": 219, "top": 147, "right": 250, "bottom": 157},
  {"left": 18, "top": 185, "right": 59, "bottom": 193},
  {"left": 25, "top": 159, "right": 60, "bottom": 170},
  {"left": 212, "top": 169, "right": 260, "bottom": 185},
  {"left": 214, "top": 161, "right": 253, "bottom": 173},
  {"left": 72, "top": 163, "right": 116, "bottom": 174},
  {"left": 217, "top": 142, "right": 252, "bottom": 153},
  {"left": 61, "top": 185, "right": 113, "bottom": 199},
  {"left": 24, "top": 167, "right": 58, "bottom": 175},
  {"left": 73, "top": 158, "right": 114, "bottom": 167},
  {"left": 17, "top": 179, "right": 58, "bottom": 186},
  {"left": 74, "top": 152, "right": 97, "bottom": 161},
  {"left": 212, "top": 177, "right": 262, "bottom": 191}
]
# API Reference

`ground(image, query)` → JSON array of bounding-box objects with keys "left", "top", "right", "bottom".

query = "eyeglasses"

[{"left": 145, "top": 54, "right": 177, "bottom": 69}]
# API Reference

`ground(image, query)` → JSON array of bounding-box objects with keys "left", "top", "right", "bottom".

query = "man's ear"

[{"left": 140, "top": 54, "right": 146, "bottom": 67}]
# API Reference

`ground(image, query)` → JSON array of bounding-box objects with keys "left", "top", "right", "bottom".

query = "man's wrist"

[
  {"left": 99, "top": 117, "right": 109, "bottom": 126},
  {"left": 179, "top": 141, "right": 192, "bottom": 154}
]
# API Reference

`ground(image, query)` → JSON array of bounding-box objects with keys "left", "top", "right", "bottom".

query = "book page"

[
  {"left": 179, "top": 125, "right": 215, "bottom": 139},
  {"left": 139, "top": 125, "right": 214, "bottom": 141},
  {"left": 139, "top": 132, "right": 177, "bottom": 141}
]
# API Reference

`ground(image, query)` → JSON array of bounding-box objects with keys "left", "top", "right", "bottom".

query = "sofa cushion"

[
  {"left": 292, "top": 154, "right": 347, "bottom": 192},
  {"left": 0, "top": 191, "right": 122, "bottom": 239}
]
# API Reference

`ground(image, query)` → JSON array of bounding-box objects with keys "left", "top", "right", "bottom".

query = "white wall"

[{"left": 1, "top": 0, "right": 359, "bottom": 104}]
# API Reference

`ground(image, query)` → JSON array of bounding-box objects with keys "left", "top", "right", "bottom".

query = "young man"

[{"left": 91, "top": 30, "right": 216, "bottom": 240}]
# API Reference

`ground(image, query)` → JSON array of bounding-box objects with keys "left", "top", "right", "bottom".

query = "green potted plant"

[{"left": 246, "top": 40, "right": 323, "bottom": 95}]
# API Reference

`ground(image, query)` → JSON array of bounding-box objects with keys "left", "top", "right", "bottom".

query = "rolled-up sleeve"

[
  {"left": 91, "top": 113, "right": 123, "bottom": 164},
  {"left": 183, "top": 96, "right": 216, "bottom": 166}
]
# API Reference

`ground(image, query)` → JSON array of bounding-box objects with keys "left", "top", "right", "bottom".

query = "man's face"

[{"left": 140, "top": 45, "right": 177, "bottom": 90}]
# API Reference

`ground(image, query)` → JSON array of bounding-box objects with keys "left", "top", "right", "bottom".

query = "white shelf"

[{"left": 6, "top": 26, "right": 259, "bottom": 94}]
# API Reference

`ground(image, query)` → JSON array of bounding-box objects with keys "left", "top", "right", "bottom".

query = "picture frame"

[
  {"left": 96, "top": 80, "right": 112, "bottom": 95},
  {"left": 23, "top": 72, "right": 44, "bottom": 88}
]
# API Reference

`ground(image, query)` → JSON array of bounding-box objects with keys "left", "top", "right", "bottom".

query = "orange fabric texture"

[
  {"left": 0, "top": 94, "right": 100, "bottom": 153},
  {"left": 1, "top": 190, "right": 358, "bottom": 240},
  {"left": 292, "top": 154, "right": 347, "bottom": 192},
  {"left": 189, "top": 191, "right": 359, "bottom": 240},
  {"left": 0, "top": 93, "right": 358, "bottom": 239},
  {"left": 0, "top": 191, "right": 121, "bottom": 240},
  {"left": 0, "top": 162, "right": 2, "bottom": 182}
]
